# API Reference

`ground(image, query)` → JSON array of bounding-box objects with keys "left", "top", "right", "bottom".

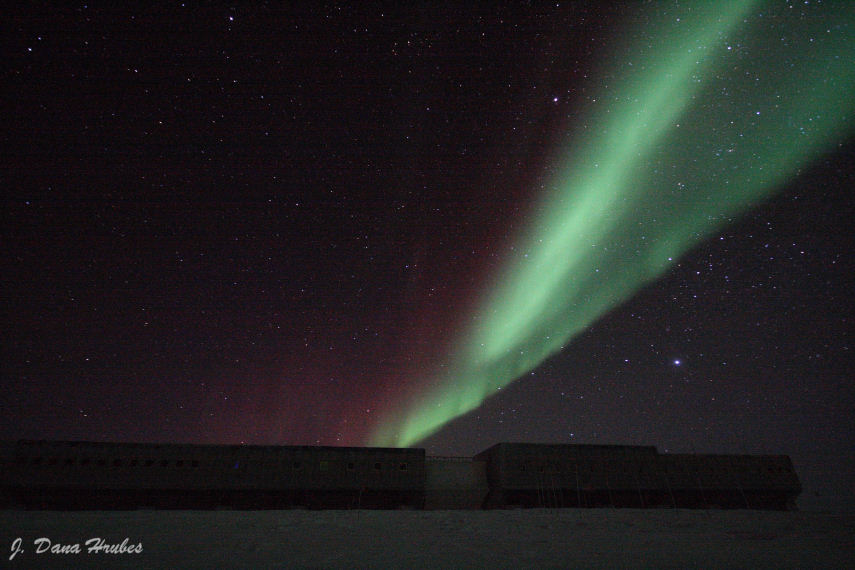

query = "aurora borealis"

[
  {"left": 371, "top": 1, "right": 855, "bottom": 447},
  {"left": 4, "top": 2, "right": 854, "bottom": 510}
]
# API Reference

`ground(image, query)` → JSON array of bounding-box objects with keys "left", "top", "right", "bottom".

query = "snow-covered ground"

[{"left": 3, "top": 508, "right": 852, "bottom": 568}]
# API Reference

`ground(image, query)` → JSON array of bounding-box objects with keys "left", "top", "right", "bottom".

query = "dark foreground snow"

[{"left": 3, "top": 509, "right": 853, "bottom": 568}]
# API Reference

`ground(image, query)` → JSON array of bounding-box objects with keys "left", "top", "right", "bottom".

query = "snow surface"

[{"left": 3, "top": 509, "right": 853, "bottom": 568}]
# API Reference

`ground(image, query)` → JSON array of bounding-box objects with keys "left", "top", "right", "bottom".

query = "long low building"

[
  {"left": 0, "top": 440, "right": 801, "bottom": 510},
  {"left": 0, "top": 440, "right": 425, "bottom": 509},
  {"left": 474, "top": 442, "right": 801, "bottom": 510}
]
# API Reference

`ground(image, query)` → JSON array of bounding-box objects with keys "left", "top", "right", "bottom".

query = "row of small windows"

[
  {"left": 239, "top": 460, "right": 407, "bottom": 471},
  {"left": 19, "top": 457, "right": 202, "bottom": 468},
  {"left": 16, "top": 457, "right": 410, "bottom": 472}
]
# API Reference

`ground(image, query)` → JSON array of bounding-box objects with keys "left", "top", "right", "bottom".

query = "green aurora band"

[{"left": 371, "top": 1, "right": 854, "bottom": 447}]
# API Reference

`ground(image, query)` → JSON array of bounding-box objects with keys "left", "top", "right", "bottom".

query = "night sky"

[{"left": 3, "top": 3, "right": 853, "bottom": 508}]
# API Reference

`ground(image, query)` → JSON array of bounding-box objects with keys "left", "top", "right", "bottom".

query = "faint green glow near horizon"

[{"left": 371, "top": 1, "right": 854, "bottom": 448}]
